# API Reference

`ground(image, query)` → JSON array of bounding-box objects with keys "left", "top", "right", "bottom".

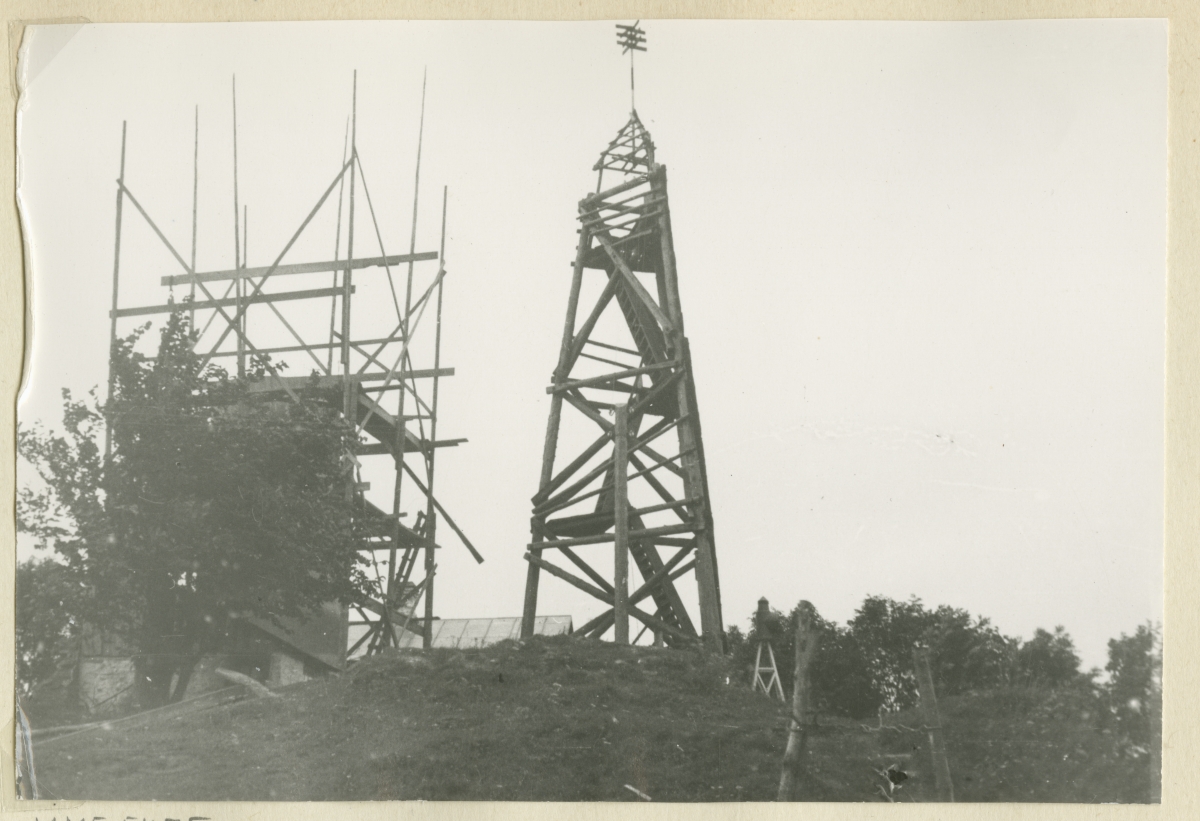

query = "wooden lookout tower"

[{"left": 520, "top": 24, "right": 724, "bottom": 651}]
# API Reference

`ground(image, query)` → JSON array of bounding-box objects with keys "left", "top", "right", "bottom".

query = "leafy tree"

[
  {"left": 1014, "top": 626, "right": 1084, "bottom": 688},
  {"left": 730, "top": 599, "right": 876, "bottom": 719},
  {"left": 806, "top": 612, "right": 876, "bottom": 719},
  {"left": 17, "top": 387, "right": 128, "bottom": 689},
  {"left": 15, "top": 558, "right": 85, "bottom": 699},
  {"left": 844, "top": 595, "right": 934, "bottom": 710},
  {"left": 1104, "top": 623, "right": 1161, "bottom": 759},
  {"left": 843, "top": 595, "right": 1020, "bottom": 711},
  {"left": 18, "top": 307, "right": 372, "bottom": 707},
  {"left": 729, "top": 594, "right": 1083, "bottom": 719}
]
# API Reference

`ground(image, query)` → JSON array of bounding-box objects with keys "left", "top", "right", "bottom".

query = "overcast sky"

[{"left": 15, "top": 19, "right": 1166, "bottom": 671}]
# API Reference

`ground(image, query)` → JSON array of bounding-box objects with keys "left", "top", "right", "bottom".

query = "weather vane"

[{"left": 616, "top": 21, "right": 646, "bottom": 112}]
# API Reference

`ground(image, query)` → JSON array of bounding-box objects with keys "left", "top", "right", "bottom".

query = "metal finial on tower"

[{"left": 616, "top": 21, "right": 646, "bottom": 112}]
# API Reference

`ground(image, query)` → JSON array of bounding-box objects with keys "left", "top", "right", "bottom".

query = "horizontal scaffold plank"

[
  {"left": 201, "top": 335, "right": 400, "bottom": 360},
  {"left": 579, "top": 169, "right": 656, "bottom": 207},
  {"left": 526, "top": 522, "right": 699, "bottom": 551},
  {"left": 160, "top": 251, "right": 439, "bottom": 286},
  {"left": 548, "top": 360, "right": 677, "bottom": 394},
  {"left": 356, "top": 438, "right": 467, "bottom": 456},
  {"left": 113, "top": 286, "right": 349, "bottom": 318},
  {"left": 245, "top": 368, "right": 454, "bottom": 393}
]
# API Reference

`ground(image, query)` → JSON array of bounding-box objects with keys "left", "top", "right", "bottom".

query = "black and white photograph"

[{"left": 11, "top": 16, "right": 1166, "bottom": 804}]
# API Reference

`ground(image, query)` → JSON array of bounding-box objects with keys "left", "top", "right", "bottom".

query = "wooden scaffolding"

[{"left": 104, "top": 73, "right": 482, "bottom": 657}]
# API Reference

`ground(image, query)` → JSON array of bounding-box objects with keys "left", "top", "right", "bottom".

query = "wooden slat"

[
  {"left": 400, "top": 461, "right": 485, "bottom": 565},
  {"left": 560, "top": 273, "right": 621, "bottom": 375},
  {"left": 113, "top": 285, "right": 347, "bottom": 318},
  {"left": 632, "top": 497, "right": 695, "bottom": 517},
  {"left": 531, "top": 429, "right": 611, "bottom": 505},
  {"left": 199, "top": 334, "right": 400, "bottom": 360},
  {"left": 581, "top": 172, "right": 652, "bottom": 207},
  {"left": 593, "top": 231, "right": 675, "bottom": 336},
  {"left": 562, "top": 390, "right": 614, "bottom": 432},
  {"left": 630, "top": 551, "right": 695, "bottom": 603},
  {"left": 627, "top": 603, "right": 696, "bottom": 645},
  {"left": 535, "top": 429, "right": 686, "bottom": 517},
  {"left": 571, "top": 553, "right": 696, "bottom": 640},
  {"left": 577, "top": 189, "right": 663, "bottom": 220},
  {"left": 628, "top": 452, "right": 682, "bottom": 510},
  {"left": 629, "top": 368, "right": 684, "bottom": 416},
  {"left": 526, "top": 522, "right": 698, "bottom": 551},
  {"left": 543, "top": 450, "right": 688, "bottom": 515},
  {"left": 532, "top": 414, "right": 670, "bottom": 508},
  {"left": 628, "top": 534, "right": 696, "bottom": 637},
  {"left": 586, "top": 338, "right": 641, "bottom": 357},
  {"left": 523, "top": 552, "right": 612, "bottom": 604},
  {"left": 560, "top": 546, "right": 615, "bottom": 595},
  {"left": 579, "top": 350, "right": 637, "bottom": 370},
  {"left": 547, "top": 360, "right": 675, "bottom": 394},
  {"left": 162, "top": 251, "right": 438, "bottom": 286},
  {"left": 244, "top": 368, "right": 453, "bottom": 393},
  {"left": 654, "top": 537, "right": 695, "bottom": 548},
  {"left": 356, "top": 438, "right": 466, "bottom": 456}
]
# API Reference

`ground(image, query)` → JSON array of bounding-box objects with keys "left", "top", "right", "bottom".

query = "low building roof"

[{"left": 395, "top": 616, "right": 572, "bottom": 649}]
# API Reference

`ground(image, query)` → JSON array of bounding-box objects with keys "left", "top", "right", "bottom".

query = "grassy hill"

[{"left": 28, "top": 636, "right": 1157, "bottom": 802}]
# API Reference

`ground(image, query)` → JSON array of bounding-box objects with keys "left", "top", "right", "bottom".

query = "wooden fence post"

[
  {"left": 912, "top": 647, "right": 954, "bottom": 802},
  {"left": 777, "top": 601, "right": 818, "bottom": 801}
]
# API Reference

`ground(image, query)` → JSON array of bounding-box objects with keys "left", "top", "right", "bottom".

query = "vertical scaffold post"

[
  {"left": 105, "top": 121, "right": 128, "bottom": 461},
  {"left": 190, "top": 106, "right": 198, "bottom": 328},
  {"left": 341, "top": 71, "right": 358, "bottom": 424},
  {"left": 422, "top": 186, "right": 447, "bottom": 650},
  {"left": 232, "top": 77, "right": 245, "bottom": 378},
  {"left": 391, "top": 70, "right": 427, "bottom": 621}
]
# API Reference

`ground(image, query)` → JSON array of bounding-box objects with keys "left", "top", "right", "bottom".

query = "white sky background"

[{"left": 15, "top": 20, "right": 1165, "bottom": 672}]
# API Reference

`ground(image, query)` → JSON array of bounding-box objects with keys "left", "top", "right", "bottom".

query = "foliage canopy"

[
  {"left": 728, "top": 594, "right": 1090, "bottom": 718},
  {"left": 18, "top": 308, "right": 372, "bottom": 706}
]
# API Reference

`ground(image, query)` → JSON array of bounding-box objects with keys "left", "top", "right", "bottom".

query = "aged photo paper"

[{"left": 3, "top": 1, "right": 1196, "bottom": 820}]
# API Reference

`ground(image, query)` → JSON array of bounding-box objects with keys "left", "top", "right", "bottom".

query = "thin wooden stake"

[
  {"left": 104, "top": 121, "right": 127, "bottom": 461},
  {"left": 390, "top": 73, "right": 427, "bottom": 622},
  {"left": 913, "top": 647, "right": 954, "bottom": 802},
  {"left": 421, "top": 186, "right": 447, "bottom": 650},
  {"left": 190, "top": 106, "right": 198, "bottom": 329},
  {"left": 342, "top": 71, "right": 357, "bottom": 423},
  {"left": 778, "top": 601, "right": 817, "bottom": 801},
  {"left": 327, "top": 118, "right": 349, "bottom": 375},
  {"left": 232, "top": 77, "right": 245, "bottom": 378}
]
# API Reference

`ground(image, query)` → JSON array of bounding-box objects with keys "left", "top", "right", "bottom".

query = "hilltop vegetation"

[
  {"left": 17, "top": 310, "right": 370, "bottom": 708},
  {"left": 30, "top": 633, "right": 1159, "bottom": 803}
]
